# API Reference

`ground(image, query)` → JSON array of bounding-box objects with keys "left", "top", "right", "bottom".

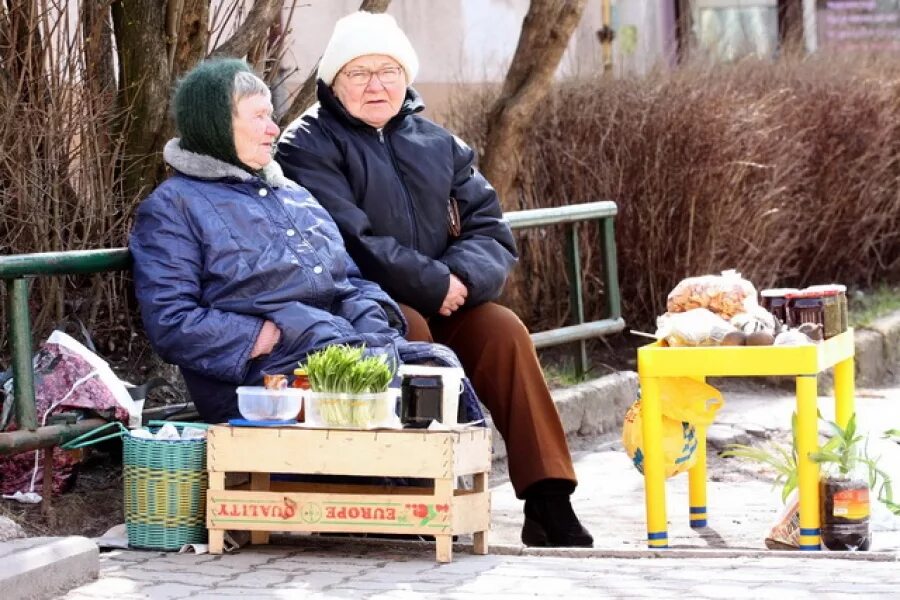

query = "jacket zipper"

[{"left": 378, "top": 127, "right": 419, "bottom": 250}]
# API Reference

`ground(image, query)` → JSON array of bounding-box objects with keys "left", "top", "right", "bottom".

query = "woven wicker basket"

[{"left": 65, "top": 421, "right": 208, "bottom": 550}]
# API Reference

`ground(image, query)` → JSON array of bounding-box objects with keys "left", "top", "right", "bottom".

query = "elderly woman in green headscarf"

[{"left": 129, "top": 58, "right": 407, "bottom": 424}]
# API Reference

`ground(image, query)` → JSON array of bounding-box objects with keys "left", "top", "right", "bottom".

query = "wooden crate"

[{"left": 206, "top": 425, "right": 492, "bottom": 562}]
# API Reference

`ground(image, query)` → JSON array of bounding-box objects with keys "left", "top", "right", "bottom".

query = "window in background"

[{"left": 692, "top": 0, "right": 780, "bottom": 60}]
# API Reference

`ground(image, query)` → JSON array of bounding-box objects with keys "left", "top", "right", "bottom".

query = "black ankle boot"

[{"left": 520, "top": 490, "right": 593, "bottom": 548}]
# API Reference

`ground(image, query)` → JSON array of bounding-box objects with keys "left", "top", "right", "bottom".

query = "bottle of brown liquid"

[{"left": 820, "top": 477, "right": 871, "bottom": 551}]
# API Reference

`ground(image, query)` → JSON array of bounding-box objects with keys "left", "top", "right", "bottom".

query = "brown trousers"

[{"left": 399, "top": 302, "right": 576, "bottom": 498}]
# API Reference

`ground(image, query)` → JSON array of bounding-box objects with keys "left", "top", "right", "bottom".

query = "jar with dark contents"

[
  {"left": 760, "top": 288, "right": 799, "bottom": 326},
  {"left": 786, "top": 289, "right": 826, "bottom": 331}
]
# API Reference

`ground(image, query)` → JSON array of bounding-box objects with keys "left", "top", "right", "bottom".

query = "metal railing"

[
  {"left": 505, "top": 200, "right": 624, "bottom": 371},
  {"left": 0, "top": 201, "right": 622, "bottom": 455}
]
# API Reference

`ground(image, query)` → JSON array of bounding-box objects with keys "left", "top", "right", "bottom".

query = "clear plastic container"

[
  {"left": 236, "top": 386, "right": 304, "bottom": 421},
  {"left": 304, "top": 390, "right": 400, "bottom": 429}
]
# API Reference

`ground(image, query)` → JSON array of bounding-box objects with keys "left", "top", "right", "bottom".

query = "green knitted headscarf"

[{"left": 173, "top": 58, "right": 252, "bottom": 169}]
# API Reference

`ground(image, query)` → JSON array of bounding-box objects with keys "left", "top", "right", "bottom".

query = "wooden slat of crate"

[
  {"left": 208, "top": 426, "right": 491, "bottom": 478},
  {"left": 452, "top": 428, "right": 492, "bottom": 475},
  {"left": 207, "top": 489, "right": 478, "bottom": 535},
  {"left": 450, "top": 490, "right": 491, "bottom": 533}
]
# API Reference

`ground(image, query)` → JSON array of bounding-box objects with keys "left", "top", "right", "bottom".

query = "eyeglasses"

[{"left": 340, "top": 66, "right": 404, "bottom": 87}]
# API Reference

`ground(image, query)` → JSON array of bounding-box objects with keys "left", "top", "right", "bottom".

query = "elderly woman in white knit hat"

[{"left": 276, "top": 12, "right": 592, "bottom": 548}]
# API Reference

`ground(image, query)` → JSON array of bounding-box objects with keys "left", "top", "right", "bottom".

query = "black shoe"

[{"left": 520, "top": 494, "right": 593, "bottom": 548}]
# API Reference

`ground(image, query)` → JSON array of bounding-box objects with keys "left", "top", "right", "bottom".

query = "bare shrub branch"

[{"left": 446, "top": 53, "right": 900, "bottom": 331}]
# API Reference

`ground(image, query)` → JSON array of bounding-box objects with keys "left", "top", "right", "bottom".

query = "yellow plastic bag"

[
  {"left": 657, "top": 377, "right": 724, "bottom": 426},
  {"left": 622, "top": 378, "right": 724, "bottom": 478}
]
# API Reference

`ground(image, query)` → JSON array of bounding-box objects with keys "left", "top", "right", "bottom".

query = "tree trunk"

[
  {"left": 479, "top": 0, "right": 587, "bottom": 210},
  {"left": 112, "top": 0, "right": 171, "bottom": 204},
  {"left": 172, "top": 0, "right": 209, "bottom": 79},
  {"left": 159, "top": 0, "right": 211, "bottom": 149},
  {"left": 278, "top": 0, "right": 391, "bottom": 128},
  {"left": 82, "top": 2, "right": 116, "bottom": 96},
  {"left": 211, "top": 0, "right": 281, "bottom": 59}
]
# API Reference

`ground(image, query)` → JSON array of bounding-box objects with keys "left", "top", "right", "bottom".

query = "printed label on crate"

[
  {"left": 209, "top": 495, "right": 450, "bottom": 530},
  {"left": 832, "top": 488, "right": 870, "bottom": 520}
]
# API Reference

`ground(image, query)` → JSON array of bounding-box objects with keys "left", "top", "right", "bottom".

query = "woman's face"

[
  {"left": 331, "top": 54, "right": 408, "bottom": 129},
  {"left": 233, "top": 93, "right": 280, "bottom": 170}
]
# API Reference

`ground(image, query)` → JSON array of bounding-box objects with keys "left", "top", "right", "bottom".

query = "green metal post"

[
  {"left": 6, "top": 278, "right": 37, "bottom": 431},
  {"left": 603, "top": 218, "right": 622, "bottom": 319},
  {"left": 0, "top": 418, "right": 107, "bottom": 454},
  {"left": 565, "top": 224, "right": 588, "bottom": 378}
]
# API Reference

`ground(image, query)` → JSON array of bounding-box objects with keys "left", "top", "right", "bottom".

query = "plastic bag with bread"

[{"left": 666, "top": 269, "right": 758, "bottom": 320}]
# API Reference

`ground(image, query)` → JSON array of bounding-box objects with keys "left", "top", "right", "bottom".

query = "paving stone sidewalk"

[
  {"left": 50, "top": 384, "right": 900, "bottom": 600},
  {"left": 58, "top": 542, "right": 899, "bottom": 599}
]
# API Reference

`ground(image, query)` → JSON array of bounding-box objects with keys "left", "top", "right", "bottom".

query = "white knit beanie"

[{"left": 317, "top": 11, "right": 419, "bottom": 86}]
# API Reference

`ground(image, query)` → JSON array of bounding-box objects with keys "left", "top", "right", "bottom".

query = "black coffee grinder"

[{"left": 400, "top": 375, "right": 443, "bottom": 428}]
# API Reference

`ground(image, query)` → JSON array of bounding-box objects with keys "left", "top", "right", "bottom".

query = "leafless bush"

[
  {"left": 0, "top": 1, "right": 291, "bottom": 368},
  {"left": 0, "top": 1, "right": 135, "bottom": 352},
  {"left": 446, "top": 53, "right": 900, "bottom": 332}
]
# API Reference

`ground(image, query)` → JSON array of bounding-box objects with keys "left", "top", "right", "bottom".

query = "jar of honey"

[
  {"left": 292, "top": 368, "right": 310, "bottom": 421},
  {"left": 804, "top": 284, "right": 848, "bottom": 338},
  {"left": 292, "top": 368, "right": 311, "bottom": 389}
]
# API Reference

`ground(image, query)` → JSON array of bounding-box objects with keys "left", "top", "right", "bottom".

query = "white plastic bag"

[
  {"left": 655, "top": 308, "right": 737, "bottom": 347},
  {"left": 46, "top": 330, "right": 141, "bottom": 427}
]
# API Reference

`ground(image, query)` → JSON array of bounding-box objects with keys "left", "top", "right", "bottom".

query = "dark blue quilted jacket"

[
  {"left": 130, "top": 140, "right": 406, "bottom": 419},
  {"left": 276, "top": 83, "right": 518, "bottom": 317}
]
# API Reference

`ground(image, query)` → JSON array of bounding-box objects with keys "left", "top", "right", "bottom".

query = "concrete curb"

[
  {"left": 487, "top": 542, "right": 900, "bottom": 562},
  {"left": 488, "top": 371, "right": 638, "bottom": 462},
  {"left": 855, "top": 311, "right": 900, "bottom": 387},
  {"left": 0, "top": 536, "right": 98, "bottom": 600}
]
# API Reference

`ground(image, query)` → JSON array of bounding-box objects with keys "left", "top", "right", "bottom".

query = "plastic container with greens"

[{"left": 300, "top": 345, "right": 399, "bottom": 429}]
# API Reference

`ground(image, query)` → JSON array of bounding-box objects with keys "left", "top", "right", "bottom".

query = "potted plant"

[
  {"left": 724, "top": 413, "right": 895, "bottom": 550},
  {"left": 809, "top": 414, "right": 893, "bottom": 551},
  {"left": 300, "top": 345, "right": 396, "bottom": 428}
]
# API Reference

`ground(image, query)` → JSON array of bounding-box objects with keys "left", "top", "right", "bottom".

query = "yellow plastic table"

[{"left": 637, "top": 329, "right": 855, "bottom": 551}]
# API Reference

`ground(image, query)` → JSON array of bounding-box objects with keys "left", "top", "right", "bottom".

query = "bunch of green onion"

[{"left": 301, "top": 345, "right": 394, "bottom": 427}]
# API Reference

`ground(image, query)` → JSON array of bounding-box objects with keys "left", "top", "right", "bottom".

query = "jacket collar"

[
  {"left": 163, "top": 139, "right": 298, "bottom": 189},
  {"left": 315, "top": 79, "right": 425, "bottom": 131}
]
